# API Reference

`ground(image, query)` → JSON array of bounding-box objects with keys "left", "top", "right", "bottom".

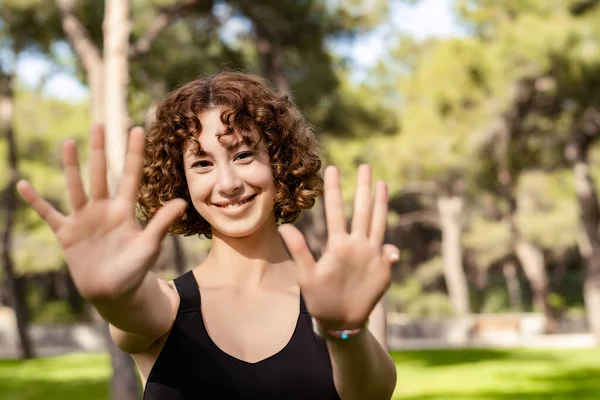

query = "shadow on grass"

[
  {"left": 390, "top": 348, "right": 556, "bottom": 367},
  {"left": 395, "top": 366, "right": 600, "bottom": 400}
]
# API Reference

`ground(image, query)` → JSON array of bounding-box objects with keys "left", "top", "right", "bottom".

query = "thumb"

[
  {"left": 278, "top": 224, "right": 316, "bottom": 272},
  {"left": 382, "top": 244, "right": 400, "bottom": 264},
  {"left": 143, "top": 198, "right": 188, "bottom": 243}
]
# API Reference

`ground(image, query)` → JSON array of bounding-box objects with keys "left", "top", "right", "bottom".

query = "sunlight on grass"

[
  {"left": 2, "top": 349, "right": 600, "bottom": 399},
  {"left": 0, "top": 353, "right": 110, "bottom": 400},
  {"left": 391, "top": 348, "right": 600, "bottom": 400}
]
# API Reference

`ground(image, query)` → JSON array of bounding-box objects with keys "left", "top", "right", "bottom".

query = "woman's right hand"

[{"left": 17, "top": 125, "right": 187, "bottom": 304}]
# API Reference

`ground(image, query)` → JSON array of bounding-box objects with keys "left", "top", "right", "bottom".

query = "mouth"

[{"left": 213, "top": 194, "right": 258, "bottom": 210}]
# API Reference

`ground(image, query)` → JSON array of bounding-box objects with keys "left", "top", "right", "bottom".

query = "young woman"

[{"left": 17, "top": 72, "right": 399, "bottom": 399}]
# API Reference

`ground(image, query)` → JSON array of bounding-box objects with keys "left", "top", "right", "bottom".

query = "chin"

[
  {"left": 205, "top": 210, "right": 276, "bottom": 239},
  {"left": 212, "top": 220, "right": 270, "bottom": 238}
]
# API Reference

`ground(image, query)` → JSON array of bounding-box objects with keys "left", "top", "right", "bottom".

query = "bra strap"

[{"left": 174, "top": 270, "right": 201, "bottom": 313}]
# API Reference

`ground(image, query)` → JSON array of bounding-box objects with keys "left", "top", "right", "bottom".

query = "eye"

[
  {"left": 234, "top": 151, "right": 255, "bottom": 161},
  {"left": 191, "top": 160, "right": 211, "bottom": 168}
]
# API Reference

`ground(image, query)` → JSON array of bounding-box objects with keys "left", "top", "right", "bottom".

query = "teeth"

[{"left": 218, "top": 195, "right": 254, "bottom": 209}]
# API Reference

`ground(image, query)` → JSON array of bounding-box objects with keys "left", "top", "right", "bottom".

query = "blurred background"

[{"left": 2, "top": 0, "right": 600, "bottom": 399}]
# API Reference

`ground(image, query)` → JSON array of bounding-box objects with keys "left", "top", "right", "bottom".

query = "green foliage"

[
  {"left": 387, "top": 257, "right": 453, "bottom": 318},
  {"left": 2, "top": 88, "right": 90, "bottom": 275},
  {"left": 515, "top": 170, "right": 579, "bottom": 250},
  {"left": 2, "top": 0, "right": 63, "bottom": 53},
  {"left": 463, "top": 217, "right": 511, "bottom": 267},
  {"left": 30, "top": 300, "right": 78, "bottom": 324},
  {"left": 480, "top": 286, "right": 511, "bottom": 313}
]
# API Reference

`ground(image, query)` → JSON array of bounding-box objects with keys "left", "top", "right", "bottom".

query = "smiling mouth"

[{"left": 214, "top": 194, "right": 257, "bottom": 210}]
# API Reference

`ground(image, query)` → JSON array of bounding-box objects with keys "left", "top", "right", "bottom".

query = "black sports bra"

[{"left": 143, "top": 270, "right": 341, "bottom": 400}]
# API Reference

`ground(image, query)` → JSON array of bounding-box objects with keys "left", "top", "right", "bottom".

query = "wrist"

[{"left": 312, "top": 317, "right": 368, "bottom": 342}]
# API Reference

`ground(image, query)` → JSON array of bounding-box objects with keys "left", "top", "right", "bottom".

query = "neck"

[{"left": 201, "top": 217, "right": 295, "bottom": 289}]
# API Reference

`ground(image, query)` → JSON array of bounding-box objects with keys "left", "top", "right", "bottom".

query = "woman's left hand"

[{"left": 278, "top": 164, "right": 399, "bottom": 331}]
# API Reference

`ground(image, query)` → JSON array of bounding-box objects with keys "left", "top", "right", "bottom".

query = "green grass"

[
  {"left": 392, "top": 348, "right": 600, "bottom": 399},
  {"left": 0, "top": 353, "right": 110, "bottom": 400},
  {"left": 1, "top": 348, "right": 600, "bottom": 399}
]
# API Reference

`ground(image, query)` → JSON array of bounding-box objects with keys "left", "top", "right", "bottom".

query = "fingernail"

[{"left": 390, "top": 252, "right": 400, "bottom": 262}]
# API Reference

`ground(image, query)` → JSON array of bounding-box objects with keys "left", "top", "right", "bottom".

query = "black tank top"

[{"left": 143, "top": 271, "right": 341, "bottom": 400}]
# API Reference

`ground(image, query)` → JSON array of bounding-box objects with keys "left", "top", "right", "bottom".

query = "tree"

[
  {"left": 54, "top": 1, "right": 207, "bottom": 397},
  {"left": 0, "top": 68, "right": 34, "bottom": 359},
  {"left": 0, "top": 0, "right": 67, "bottom": 359},
  {"left": 456, "top": 0, "right": 600, "bottom": 336}
]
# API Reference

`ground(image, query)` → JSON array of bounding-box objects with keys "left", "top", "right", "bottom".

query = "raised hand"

[
  {"left": 278, "top": 165, "right": 399, "bottom": 330},
  {"left": 17, "top": 125, "right": 187, "bottom": 302}
]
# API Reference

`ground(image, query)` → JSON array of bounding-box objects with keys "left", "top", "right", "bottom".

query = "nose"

[{"left": 215, "top": 164, "right": 243, "bottom": 195}]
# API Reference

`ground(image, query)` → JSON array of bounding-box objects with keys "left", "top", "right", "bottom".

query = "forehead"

[{"left": 183, "top": 108, "right": 260, "bottom": 155}]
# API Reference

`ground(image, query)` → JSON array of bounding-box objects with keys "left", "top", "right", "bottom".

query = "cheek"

[
  {"left": 185, "top": 174, "right": 213, "bottom": 204},
  {"left": 243, "top": 167, "right": 276, "bottom": 193}
]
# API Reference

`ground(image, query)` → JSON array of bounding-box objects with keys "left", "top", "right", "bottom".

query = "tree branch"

[
  {"left": 235, "top": 0, "right": 291, "bottom": 96},
  {"left": 570, "top": 0, "right": 600, "bottom": 16},
  {"left": 128, "top": 0, "right": 206, "bottom": 59},
  {"left": 55, "top": 0, "right": 103, "bottom": 73}
]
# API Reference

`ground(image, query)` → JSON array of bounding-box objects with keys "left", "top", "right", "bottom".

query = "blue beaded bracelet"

[{"left": 312, "top": 317, "right": 368, "bottom": 341}]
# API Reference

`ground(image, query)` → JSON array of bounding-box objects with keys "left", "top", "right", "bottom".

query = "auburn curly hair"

[{"left": 137, "top": 71, "right": 323, "bottom": 238}]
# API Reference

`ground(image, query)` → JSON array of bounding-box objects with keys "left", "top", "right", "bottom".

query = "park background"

[{"left": 2, "top": 0, "right": 600, "bottom": 398}]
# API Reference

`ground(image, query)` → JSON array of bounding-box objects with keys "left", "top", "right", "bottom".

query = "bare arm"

[
  {"left": 327, "top": 301, "right": 396, "bottom": 400},
  {"left": 105, "top": 273, "right": 179, "bottom": 354}
]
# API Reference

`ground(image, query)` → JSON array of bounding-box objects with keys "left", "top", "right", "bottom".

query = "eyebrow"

[{"left": 189, "top": 136, "right": 257, "bottom": 158}]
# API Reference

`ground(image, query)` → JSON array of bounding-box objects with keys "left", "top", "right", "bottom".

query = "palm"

[
  {"left": 279, "top": 165, "right": 395, "bottom": 330},
  {"left": 58, "top": 200, "right": 153, "bottom": 300},
  {"left": 18, "top": 125, "right": 186, "bottom": 302}
]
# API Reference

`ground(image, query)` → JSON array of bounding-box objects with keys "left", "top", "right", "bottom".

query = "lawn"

[{"left": 1, "top": 348, "right": 600, "bottom": 399}]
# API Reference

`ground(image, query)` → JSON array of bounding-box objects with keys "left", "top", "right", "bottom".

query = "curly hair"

[{"left": 137, "top": 71, "right": 323, "bottom": 238}]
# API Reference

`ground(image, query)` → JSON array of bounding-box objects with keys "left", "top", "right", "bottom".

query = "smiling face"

[{"left": 183, "top": 108, "right": 277, "bottom": 239}]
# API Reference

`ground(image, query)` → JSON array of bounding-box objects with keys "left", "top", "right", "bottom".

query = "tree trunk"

[
  {"left": 172, "top": 236, "right": 187, "bottom": 275},
  {"left": 88, "top": 65, "right": 105, "bottom": 127},
  {"left": 57, "top": 0, "right": 191, "bottom": 396},
  {"left": 565, "top": 108, "right": 600, "bottom": 342},
  {"left": 237, "top": 0, "right": 291, "bottom": 98},
  {"left": 493, "top": 79, "right": 555, "bottom": 330},
  {"left": 103, "top": 1, "right": 141, "bottom": 399},
  {"left": 0, "top": 73, "right": 34, "bottom": 359},
  {"left": 502, "top": 260, "right": 523, "bottom": 311},
  {"left": 514, "top": 239, "right": 557, "bottom": 331},
  {"left": 571, "top": 158, "right": 600, "bottom": 340},
  {"left": 437, "top": 196, "right": 470, "bottom": 315},
  {"left": 255, "top": 32, "right": 289, "bottom": 97},
  {"left": 104, "top": 0, "right": 131, "bottom": 189},
  {"left": 297, "top": 197, "right": 328, "bottom": 259}
]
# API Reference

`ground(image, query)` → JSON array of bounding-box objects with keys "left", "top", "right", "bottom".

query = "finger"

[
  {"left": 351, "top": 164, "right": 372, "bottom": 236},
  {"left": 324, "top": 165, "right": 346, "bottom": 235},
  {"left": 16, "top": 180, "right": 66, "bottom": 232},
  {"left": 142, "top": 198, "right": 188, "bottom": 243},
  {"left": 62, "top": 139, "right": 88, "bottom": 211},
  {"left": 369, "top": 180, "right": 388, "bottom": 246},
  {"left": 382, "top": 244, "right": 400, "bottom": 265},
  {"left": 89, "top": 125, "right": 109, "bottom": 199},
  {"left": 278, "top": 224, "right": 317, "bottom": 273},
  {"left": 117, "top": 127, "right": 146, "bottom": 204}
]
